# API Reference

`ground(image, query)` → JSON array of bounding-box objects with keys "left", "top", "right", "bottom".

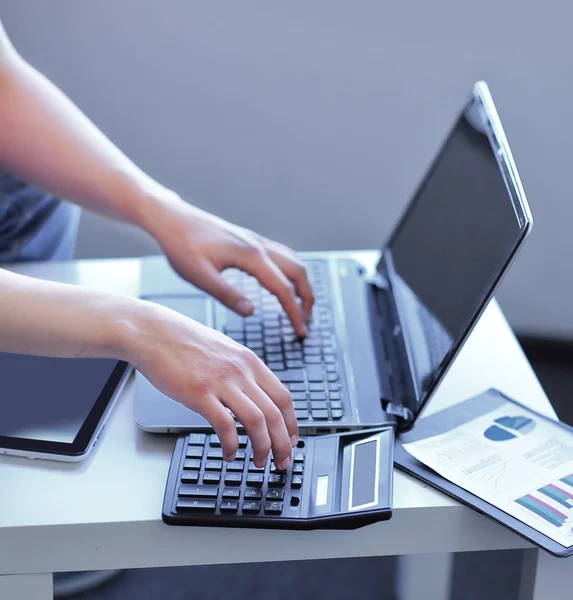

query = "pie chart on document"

[{"left": 483, "top": 415, "right": 536, "bottom": 442}]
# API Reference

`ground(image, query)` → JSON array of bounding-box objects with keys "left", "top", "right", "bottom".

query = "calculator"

[{"left": 162, "top": 428, "right": 394, "bottom": 530}]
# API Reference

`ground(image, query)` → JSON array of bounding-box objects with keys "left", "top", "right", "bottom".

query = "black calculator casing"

[{"left": 162, "top": 429, "right": 394, "bottom": 530}]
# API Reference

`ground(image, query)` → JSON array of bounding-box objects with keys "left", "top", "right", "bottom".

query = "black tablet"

[{"left": 0, "top": 353, "right": 132, "bottom": 461}]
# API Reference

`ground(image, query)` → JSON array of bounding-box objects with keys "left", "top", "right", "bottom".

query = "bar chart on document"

[{"left": 516, "top": 475, "right": 573, "bottom": 530}]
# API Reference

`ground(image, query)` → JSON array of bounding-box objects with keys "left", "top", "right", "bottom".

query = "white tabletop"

[{"left": 0, "top": 252, "right": 554, "bottom": 575}]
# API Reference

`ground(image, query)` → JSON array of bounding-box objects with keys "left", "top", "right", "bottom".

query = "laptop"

[{"left": 135, "top": 80, "right": 532, "bottom": 437}]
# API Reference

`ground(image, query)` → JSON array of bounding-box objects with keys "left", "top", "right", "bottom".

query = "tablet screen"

[{"left": 0, "top": 353, "right": 130, "bottom": 455}]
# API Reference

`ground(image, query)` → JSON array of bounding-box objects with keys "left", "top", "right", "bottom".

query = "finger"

[
  {"left": 194, "top": 395, "right": 239, "bottom": 461},
  {"left": 242, "top": 379, "right": 293, "bottom": 470},
  {"left": 253, "top": 362, "right": 298, "bottom": 447},
  {"left": 265, "top": 242, "right": 315, "bottom": 323},
  {"left": 235, "top": 249, "right": 307, "bottom": 337},
  {"left": 223, "top": 389, "right": 272, "bottom": 467},
  {"left": 192, "top": 260, "right": 255, "bottom": 316}
]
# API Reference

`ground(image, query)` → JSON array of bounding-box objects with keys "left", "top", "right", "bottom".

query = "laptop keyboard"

[{"left": 221, "top": 261, "right": 344, "bottom": 421}]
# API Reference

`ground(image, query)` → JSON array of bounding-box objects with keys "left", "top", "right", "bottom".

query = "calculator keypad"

[{"left": 174, "top": 434, "right": 305, "bottom": 518}]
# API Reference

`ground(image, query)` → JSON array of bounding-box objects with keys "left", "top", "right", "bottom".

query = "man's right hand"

[{"left": 126, "top": 300, "right": 297, "bottom": 469}]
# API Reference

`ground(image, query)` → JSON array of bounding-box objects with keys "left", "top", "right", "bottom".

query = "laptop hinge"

[{"left": 385, "top": 402, "right": 414, "bottom": 422}]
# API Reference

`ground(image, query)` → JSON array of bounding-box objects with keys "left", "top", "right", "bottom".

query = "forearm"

[
  {"left": 0, "top": 268, "right": 143, "bottom": 361},
  {"left": 0, "top": 21, "right": 172, "bottom": 232}
]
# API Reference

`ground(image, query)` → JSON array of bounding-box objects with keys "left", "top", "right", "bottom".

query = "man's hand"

[
  {"left": 130, "top": 301, "right": 298, "bottom": 469},
  {"left": 142, "top": 195, "right": 314, "bottom": 337}
]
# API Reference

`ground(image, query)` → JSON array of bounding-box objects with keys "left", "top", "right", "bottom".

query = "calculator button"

[
  {"left": 205, "top": 460, "right": 223, "bottom": 471},
  {"left": 304, "top": 355, "right": 321, "bottom": 364},
  {"left": 224, "top": 472, "right": 243, "bottom": 486},
  {"left": 268, "top": 362, "right": 285, "bottom": 371},
  {"left": 291, "top": 474, "right": 303, "bottom": 488},
  {"left": 266, "top": 489, "right": 285, "bottom": 500},
  {"left": 291, "top": 392, "right": 308, "bottom": 401},
  {"left": 329, "top": 401, "right": 343, "bottom": 410},
  {"left": 246, "top": 473, "right": 265, "bottom": 487},
  {"left": 309, "top": 382, "right": 325, "bottom": 391},
  {"left": 222, "top": 488, "right": 241, "bottom": 499},
  {"left": 293, "top": 463, "right": 304, "bottom": 474},
  {"left": 244, "top": 488, "right": 262, "bottom": 500},
  {"left": 293, "top": 452, "right": 305, "bottom": 463},
  {"left": 328, "top": 382, "right": 341, "bottom": 391},
  {"left": 242, "top": 500, "right": 261, "bottom": 513},
  {"left": 278, "top": 370, "right": 305, "bottom": 383},
  {"left": 306, "top": 366, "right": 324, "bottom": 382},
  {"left": 209, "top": 434, "right": 221, "bottom": 447},
  {"left": 207, "top": 448, "right": 224, "bottom": 459},
  {"left": 176, "top": 498, "right": 216, "bottom": 512},
  {"left": 264, "top": 501, "right": 283, "bottom": 515},
  {"left": 181, "top": 471, "right": 199, "bottom": 484},
  {"left": 289, "top": 383, "right": 306, "bottom": 392},
  {"left": 268, "top": 474, "right": 286, "bottom": 487},
  {"left": 311, "top": 409, "right": 329, "bottom": 420},
  {"left": 329, "top": 392, "right": 341, "bottom": 400},
  {"left": 183, "top": 459, "right": 202, "bottom": 470},
  {"left": 226, "top": 461, "right": 244, "bottom": 472},
  {"left": 237, "top": 435, "right": 248, "bottom": 448},
  {"left": 310, "top": 393, "right": 327, "bottom": 401},
  {"left": 293, "top": 401, "right": 308, "bottom": 410},
  {"left": 310, "top": 401, "right": 328, "bottom": 411},
  {"left": 188, "top": 434, "right": 206, "bottom": 446},
  {"left": 185, "top": 446, "right": 204, "bottom": 459},
  {"left": 235, "top": 450, "right": 246, "bottom": 460},
  {"left": 327, "top": 373, "right": 339, "bottom": 382},
  {"left": 295, "top": 409, "right": 309, "bottom": 420},
  {"left": 179, "top": 485, "right": 218, "bottom": 498},
  {"left": 248, "top": 463, "right": 265, "bottom": 473},
  {"left": 270, "top": 462, "right": 286, "bottom": 473},
  {"left": 287, "top": 360, "right": 304, "bottom": 369},
  {"left": 331, "top": 409, "right": 343, "bottom": 419},
  {"left": 326, "top": 364, "right": 337, "bottom": 372},
  {"left": 220, "top": 500, "right": 239, "bottom": 513},
  {"left": 202, "top": 472, "right": 221, "bottom": 484}
]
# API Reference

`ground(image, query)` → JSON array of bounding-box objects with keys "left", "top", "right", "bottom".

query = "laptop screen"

[{"left": 382, "top": 90, "right": 529, "bottom": 414}]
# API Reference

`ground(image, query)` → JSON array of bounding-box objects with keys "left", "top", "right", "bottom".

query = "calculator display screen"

[{"left": 350, "top": 439, "right": 378, "bottom": 509}]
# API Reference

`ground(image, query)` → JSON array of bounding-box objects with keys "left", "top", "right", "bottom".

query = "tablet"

[{"left": 0, "top": 353, "right": 132, "bottom": 462}]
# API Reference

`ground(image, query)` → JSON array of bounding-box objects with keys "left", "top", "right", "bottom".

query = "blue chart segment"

[
  {"left": 515, "top": 494, "right": 567, "bottom": 527},
  {"left": 539, "top": 484, "right": 573, "bottom": 509},
  {"left": 484, "top": 415, "right": 536, "bottom": 442}
]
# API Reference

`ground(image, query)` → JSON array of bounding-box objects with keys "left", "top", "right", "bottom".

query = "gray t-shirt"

[{"left": 0, "top": 169, "right": 80, "bottom": 263}]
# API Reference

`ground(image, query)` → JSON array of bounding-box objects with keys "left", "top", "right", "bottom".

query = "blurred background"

[{"left": 1, "top": 1, "right": 571, "bottom": 598}]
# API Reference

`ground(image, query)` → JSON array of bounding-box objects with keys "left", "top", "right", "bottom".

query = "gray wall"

[{"left": 1, "top": 1, "right": 571, "bottom": 338}]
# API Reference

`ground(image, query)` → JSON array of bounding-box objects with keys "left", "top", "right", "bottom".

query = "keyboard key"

[
  {"left": 188, "top": 433, "right": 206, "bottom": 446},
  {"left": 311, "top": 409, "right": 329, "bottom": 420},
  {"left": 186, "top": 446, "right": 204, "bottom": 459},
  {"left": 295, "top": 409, "right": 309, "bottom": 420},
  {"left": 306, "top": 366, "right": 324, "bottom": 382},
  {"left": 293, "top": 401, "right": 308, "bottom": 410},
  {"left": 244, "top": 488, "right": 262, "bottom": 499},
  {"left": 242, "top": 500, "right": 261, "bottom": 513},
  {"left": 310, "top": 401, "right": 328, "bottom": 411},
  {"left": 331, "top": 409, "right": 343, "bottom": 419},
  {"left": 293, "top": 452, "right": 305, "bottom": 462},
  {"left": 267, "top": 488, "right": 285, "bottom": 500},
  {"left": 293, "top": 463, "right": 304, "bottom": 474},
  {"left": 310, "top": 392, "right": 326, "bottom": 401},
  {"left": 222, "top": 488, "right": 241, "bottom": 499},
  {"left": 238, "top": 435, "right": 248, "bottom": 448},
  {"left": 205, "top": 460, "right": 223, "bottom": 471},
  {"left": 267, "top": 362, "right": 286, "bottom": 371},
  {"left": 179, "top": 484, "right": 218, "bottom": 498},
  {"left": 289, "top": 383, "right": 306, "bottom": 392},
  {"left": 268, "top": 474, "right": 286, "bottom": 487},
  {"left": 224, "top": 472, "right": 243, "bottom": 486},
  {"left": 309, "top": 382, "right": 325, "bottom": 391},
  {"left": 278, "top": 370, "right": 305, "bottom": 383},
  {"left": 176, "top": 498, "right": 216, "bottom": 512},
  {"left": 183, "top": 459, "right": 202, "bottom": 470},
  {"left": 291, "top": 474, "right": 303, "bottom": 488},
  {"left": 181, "top": 471, "right": 199, "bottom": 484},
  {"left": 247, "top": 473, "right": 264, "bottom": 487},
  {"left": 209, "top": 434, "right": 221, "bottom": 447},
  {"left": 203, "top": 472, "right": 221, "bottom": 484},
  {"left": 330, "top": 401, "right": 343, "bottom": 410},
  {"left": 291, "top": 392, "right": 308, "bottom": 401},
  {"left": 220, "top": 500, "right": 239, "bottom": 512},
  {"left": 207, "top": 448, "right": 224, "bottom": 459},
  {"left": 264, "top": 501, "right": 283, "bottom": 515}
]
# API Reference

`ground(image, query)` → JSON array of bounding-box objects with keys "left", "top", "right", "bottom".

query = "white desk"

[{"left": 0, "top": 252, "right": 567, "bottom": 600}]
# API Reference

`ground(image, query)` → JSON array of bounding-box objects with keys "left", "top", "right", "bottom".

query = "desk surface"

[{"left": 0, "top": 252, "right": 553, "bottom": 575}]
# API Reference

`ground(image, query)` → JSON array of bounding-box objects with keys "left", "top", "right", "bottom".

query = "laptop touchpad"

[{"left": 143, "top": 295, "right": 212, "bottom": 327}]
